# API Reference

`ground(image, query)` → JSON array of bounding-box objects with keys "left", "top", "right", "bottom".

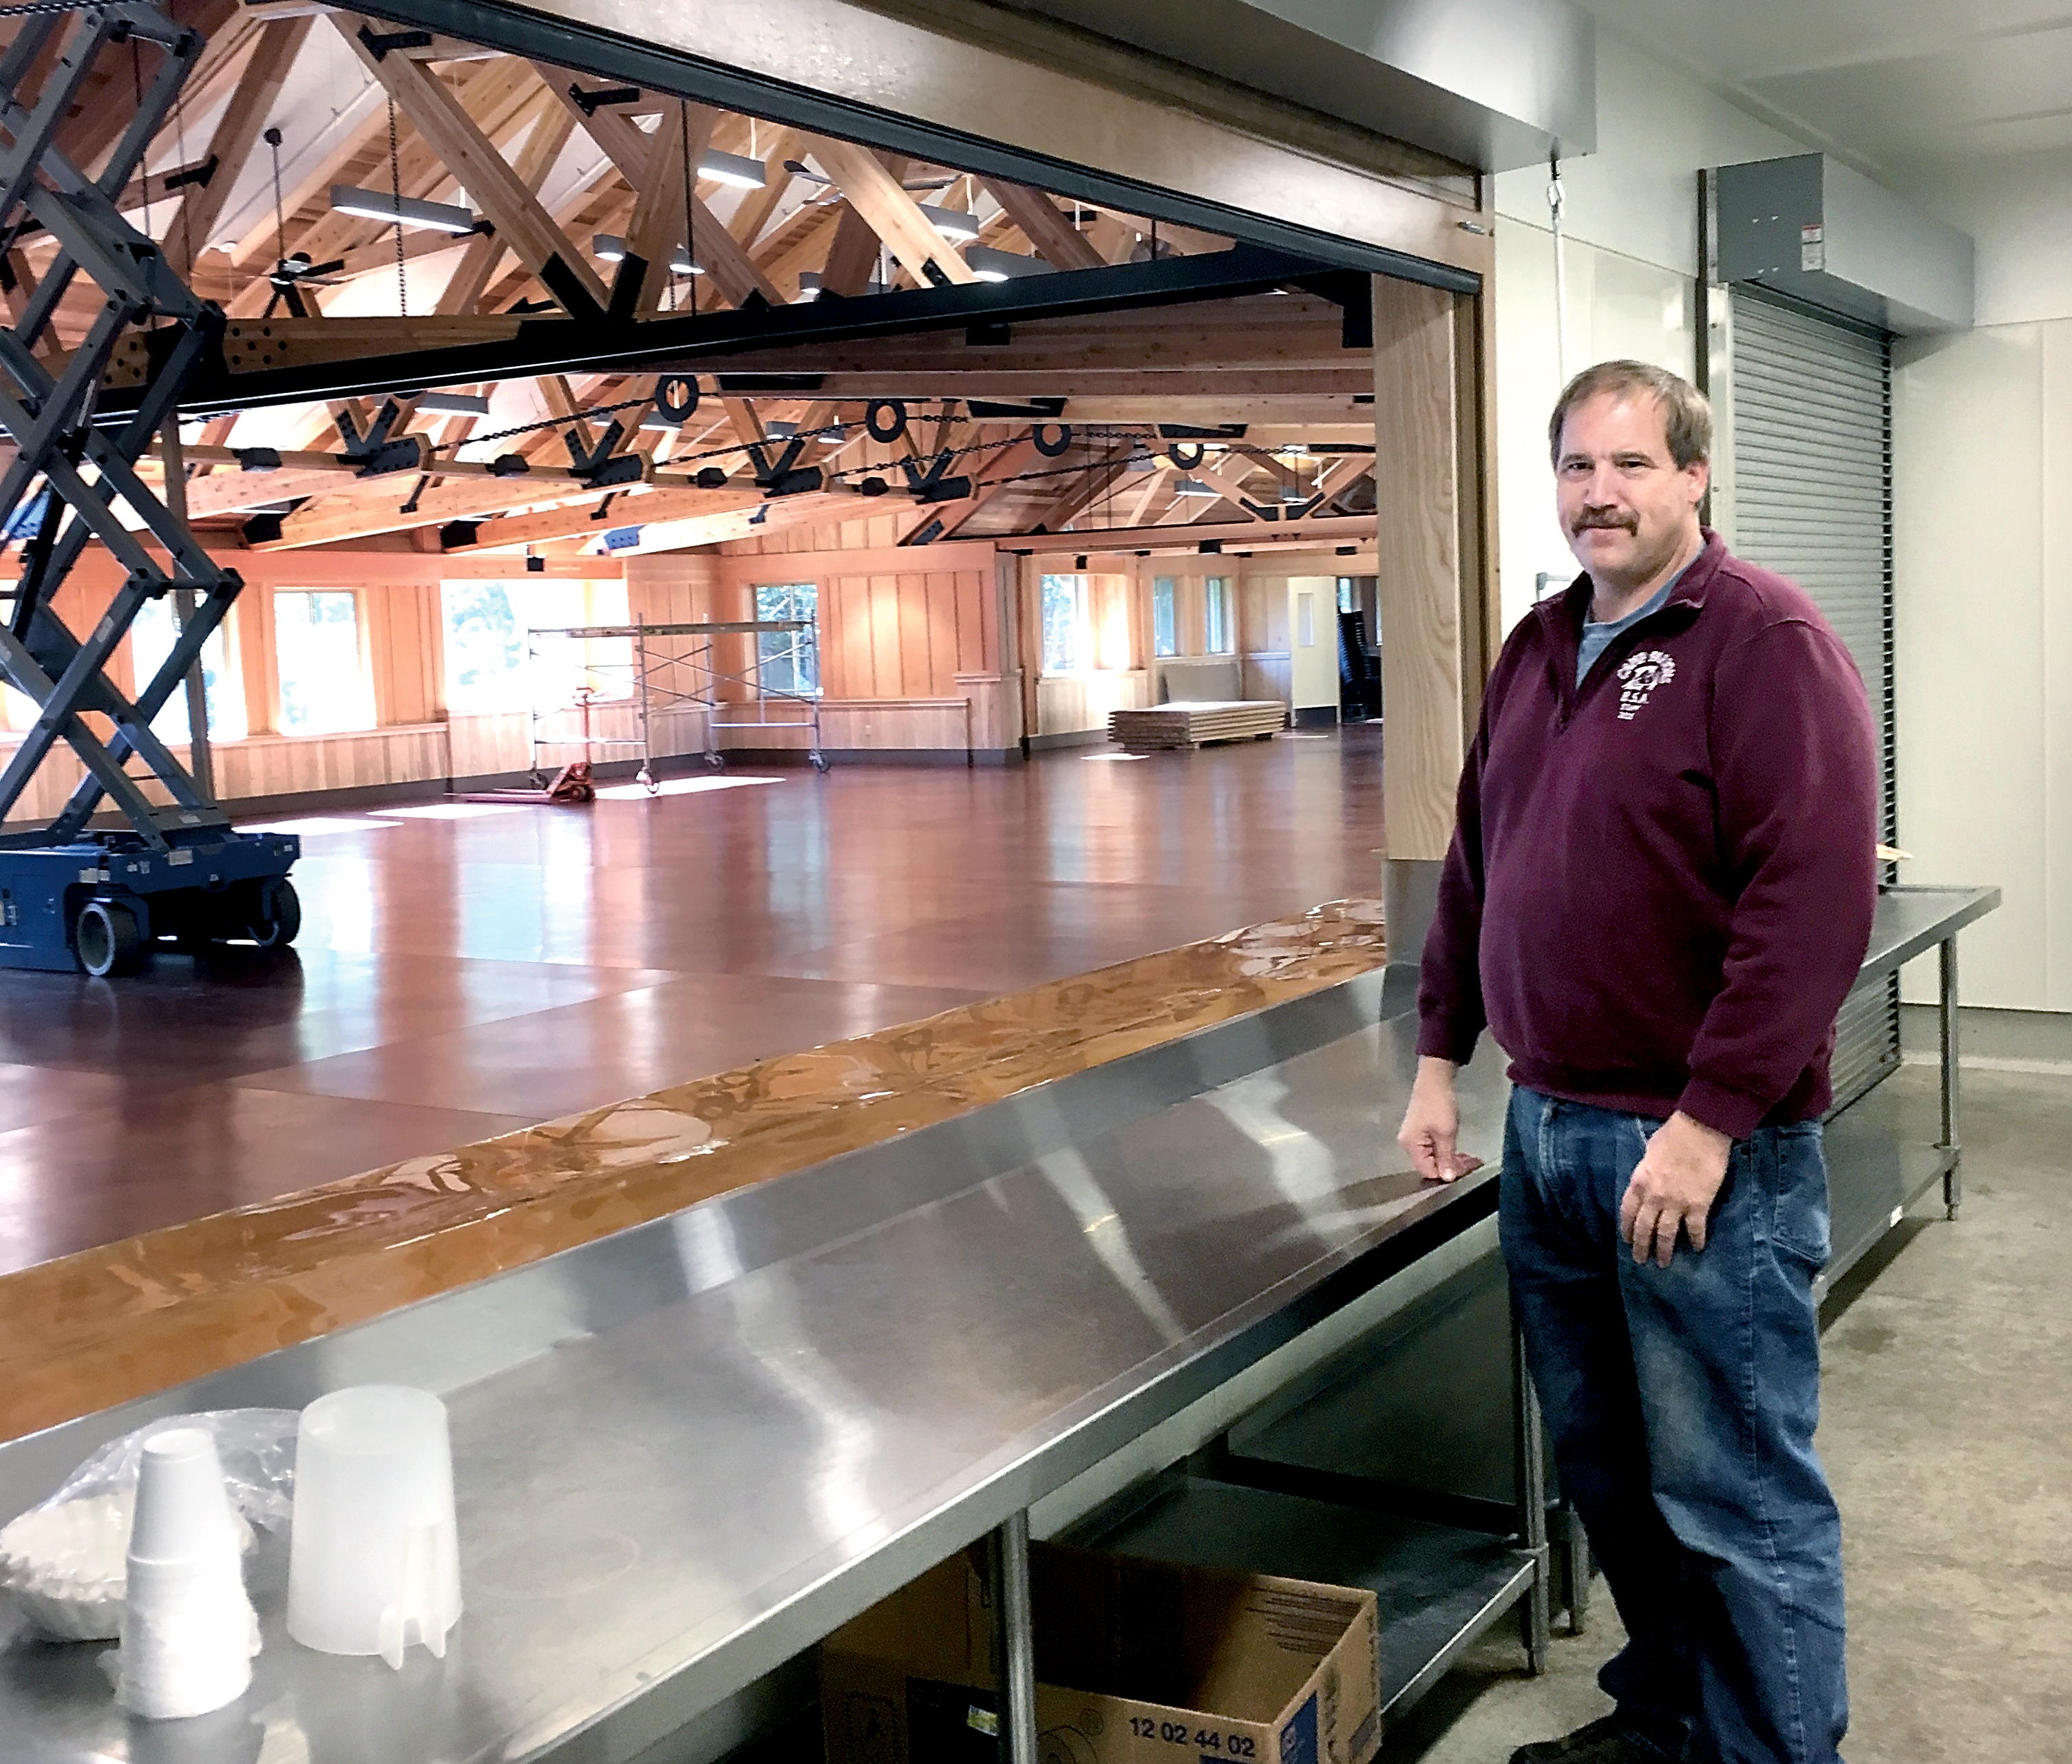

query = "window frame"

[
  {"left": 752, "top": 581, "right": 821, "bottom": 698},
  {"left": 271, "top": 586, "right": 375, "bottom": 737},
  {"left": 1039, "top": 573, "right": 1092, "bottom": 675},
  {"left": 1203, "top": 575, "right": 1234, "bottom": 656},
  {"left": 1151, "top": 576, "right": 1178, "bottom": 659}
]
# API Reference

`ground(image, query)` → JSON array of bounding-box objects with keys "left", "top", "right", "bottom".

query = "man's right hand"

[{"left": 1398, "top": 1056, "right": 1482, "bottom": 1184}]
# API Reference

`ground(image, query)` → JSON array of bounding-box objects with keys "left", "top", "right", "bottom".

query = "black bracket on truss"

[
  {"left": 335, "top": 399, "right": 429, "bottom": 476},
  {"left": 358, "top": 24, "right": 434, "bottom": 60},
  {"left": 569, "top": 82, "right": 641, "bottom": 116},
  {"left": 745, "top": 434, "right": 823, "bottom": 498},
  {"left": 564, "top": 418, "right": 644, "bottom": 489},
  {"left": 160, "top": 153, "right": 217, "bottom": 192},
  {"left": 898, "top": 452, "right": 971, "bottom": 505}
]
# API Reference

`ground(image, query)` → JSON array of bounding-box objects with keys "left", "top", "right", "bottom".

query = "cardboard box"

[{"left": 821, "top": 1543, "right": 1380, "bottom": 1764}]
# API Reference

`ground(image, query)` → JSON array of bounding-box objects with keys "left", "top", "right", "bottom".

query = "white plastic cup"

[
  {"left": 118, "top": 1429, "right": 259, "bottom": 1720},
  {"left": 287, "top": 1386, "right": 461, "bottom": 1670}
]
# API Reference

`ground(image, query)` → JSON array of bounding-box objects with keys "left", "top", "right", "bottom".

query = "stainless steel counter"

[
  {"left": 0, "top": 968, "right": 1516, "bottom": 1764},
  {"left": 0, "top": 885, "right": 2000, "bottom": 1764}
]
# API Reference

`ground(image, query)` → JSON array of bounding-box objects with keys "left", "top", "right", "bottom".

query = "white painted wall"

[
  {"left": 1489, "top": 33, "right": 1808, "bottom": 635},
  {"left": 1881, "top": 148, "right": 2072, "bottom": 1011}
]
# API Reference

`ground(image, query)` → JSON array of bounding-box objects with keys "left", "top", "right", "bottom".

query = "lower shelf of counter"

[
  {"left": 1066, "top": 1472, "right": 1539, "bottom": 1724},
  {"left": 1819, "top": 1083, "right": 1958, "bottom": 1305}
]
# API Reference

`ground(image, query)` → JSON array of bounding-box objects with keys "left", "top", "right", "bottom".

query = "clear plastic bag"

[{"left": 0, "top": 1409, "right": 299, "bottom": 1641}]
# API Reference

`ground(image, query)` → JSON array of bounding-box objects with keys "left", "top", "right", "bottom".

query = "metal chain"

[
  {"left": 678, "top": 98, "right": 696, "bottom": 315},
  {"left": 264, "top": 125, "right": 287, "bottom": 295},
  {"left": 388, "top": 94, "right": 406, "bottom": 317}
]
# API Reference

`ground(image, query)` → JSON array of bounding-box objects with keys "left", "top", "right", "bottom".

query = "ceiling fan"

[{"left": 262, "top": 251, "right": 346, "bottom": 318}]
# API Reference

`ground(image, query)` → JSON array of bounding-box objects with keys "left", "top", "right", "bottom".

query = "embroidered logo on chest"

[{"left": 1615, "top": 649, "right": 1676, "bottom": 720}]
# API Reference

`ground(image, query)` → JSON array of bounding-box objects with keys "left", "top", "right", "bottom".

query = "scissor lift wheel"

[{"left": 74, "top": 899, "right": 142, "bottom": 979}]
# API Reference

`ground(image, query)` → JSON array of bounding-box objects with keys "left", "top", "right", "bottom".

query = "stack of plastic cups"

[
  {"left": 117, "top": 1429, "right": 261, "bottom": 1719},
  {"left": 288, "top": 1386, "right": 461, "bottom": 1671}
]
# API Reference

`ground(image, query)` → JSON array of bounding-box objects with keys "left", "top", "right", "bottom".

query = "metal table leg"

[
  {"left": 1939, "top": 935, "right": 1962, "bottom": 1220},
  {"left": 991, "top": 1511, "right": 1040, "bottom": 1764},
  {"left": 1512, "top": 1319, "right": 1552, "bottom": 1673}
]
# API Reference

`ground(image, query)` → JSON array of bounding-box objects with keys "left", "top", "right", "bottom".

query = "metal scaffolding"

[{"left": 524, "top": 618, "right": 825, "bottom": 789}]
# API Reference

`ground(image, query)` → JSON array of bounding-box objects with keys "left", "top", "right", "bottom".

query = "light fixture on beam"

[
  {"left": 699, "top": 149, "right": 767, "bottom": 190},
  {"left": 639, "top": 412, "right": 682, "bottom": 432},
  {"left": 763, "top": 421, "right": 799, "bottom": 440},
  {"left": 330, "top": 184, "right": 478, "bottom": 235},
  {"left": 916, "top": 203, "right": 980, "bottom": 242},
  {"left": 414, "top": 390, "right": 490, "bottom": 417},
  {"left": 796, "top": 271, "right": 822, "bottom": 301},
  {"left": 591, "top": 234, "right": 704, "bottom": 275},
  {"left": 1173, "top": 478, "right": 1221, "bottom": 498},
  {"left": 964, "top": 244, "right": 1046, "bottom": 281}
]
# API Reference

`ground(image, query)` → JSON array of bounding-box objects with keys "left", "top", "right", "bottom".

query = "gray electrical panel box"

[{"left": 1715, "top": 153, "right": 1973, "bottom": 334}]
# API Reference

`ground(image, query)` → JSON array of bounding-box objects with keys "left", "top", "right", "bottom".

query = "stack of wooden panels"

[{"left": 1109, "top": 701, "right": 1289, "bottom": 752}]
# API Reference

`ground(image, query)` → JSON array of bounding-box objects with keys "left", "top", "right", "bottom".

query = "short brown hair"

[{"left": 1548, "top": 360, "right": 1713, "bottom": 470}]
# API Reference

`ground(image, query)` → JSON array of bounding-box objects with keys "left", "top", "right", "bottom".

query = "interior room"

[{"left": 0, "top": 3, "right": 2061, "bottom": 1763}]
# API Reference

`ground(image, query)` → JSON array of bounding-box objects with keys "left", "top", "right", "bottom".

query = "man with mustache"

[{"left": 1397, "top": 361, "right": 1878, "bottom": 1764}]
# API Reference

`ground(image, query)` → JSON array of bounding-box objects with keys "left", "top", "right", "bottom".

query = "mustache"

[{"left": 1571, "top": 507, "right": 1638, "bottom": 534}]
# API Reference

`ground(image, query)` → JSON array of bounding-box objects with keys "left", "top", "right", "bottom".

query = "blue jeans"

[{"left": 1500, "top": 1087, "right": 1848, "bottom": 1764}]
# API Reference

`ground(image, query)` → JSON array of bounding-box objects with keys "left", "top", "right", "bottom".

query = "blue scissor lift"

[{"left": 0, "top": 0, "right": 297, "bottom": 976}]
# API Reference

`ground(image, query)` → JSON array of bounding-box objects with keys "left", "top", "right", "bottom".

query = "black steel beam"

[
  {"left": 335, "top": 0, "right": 1480, "bottom": 300},
  {"left": 109, "top": 244, "right": 1355, "bottom": 418}
]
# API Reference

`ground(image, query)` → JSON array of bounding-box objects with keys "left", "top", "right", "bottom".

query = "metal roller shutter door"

[{"left": 1728, "top": 291, "right": 1897, "bottom": 1115}]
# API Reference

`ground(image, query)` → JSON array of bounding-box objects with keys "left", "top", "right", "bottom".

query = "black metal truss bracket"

[
  {"left": 744, "top": 432, "right": 822, "bottom": 497},
  {"left": 563, "top": 417, "right": 644, "bottom": 489},
  {"left": 899, "top": 451, "right": 971, "bottom": 504}
]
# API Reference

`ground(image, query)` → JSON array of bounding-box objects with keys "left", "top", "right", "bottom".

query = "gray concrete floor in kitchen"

[{"left": 1381, "top": 1063, "right": 2072, "bottom": 1764}]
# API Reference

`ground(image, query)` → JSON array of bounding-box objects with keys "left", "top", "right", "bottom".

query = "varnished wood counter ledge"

[{"left": 0, "top": 900, "right": 1387, "bottom": 1446}]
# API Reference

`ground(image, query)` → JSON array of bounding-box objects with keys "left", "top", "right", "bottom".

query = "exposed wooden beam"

[
  {"left": 335, "top": 17, "right": 608, "bottom": 314},
  {"left": 728, "top": 129, "right": 800, "bottom": 248},
  {"left": 255, "top": 471, "right": 648, "bottom": 550},
  {"left": 977, "top": 178, "right": 1103, "bottom": 271},
  {"left": 1006, "top": 513, "right": 1375, "bottom": 554},
  {"left": 537, "top": 61, "right": 651, "bottom": 186},
  {"left": 1158, "top": 454, "right": 1265, "bottom": 519},
  {"left": 805, "top": 136, "right": 976, "bottom": 286},
  {"left": 921, "top": 435, "right": 1043, "bottom": 541},
  {"left": 593, "top": 486, "right": 857, "bottom": 555},
  {"left": 445, "top": 482, "right": 764, "bottom": 552},
  {"left": 166, "top": 17, "right": 313, "bottom": 278},
  {"left": 622, "top": 99, "right": 714, "bottom": 316},
  {"left": 437, "top": 91, "right": 574, "bottom": 315}
]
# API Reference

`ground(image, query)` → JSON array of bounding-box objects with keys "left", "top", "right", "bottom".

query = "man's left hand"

[{"left": 1619, "top": 1112, "right": 1733, "bottom": 1267}]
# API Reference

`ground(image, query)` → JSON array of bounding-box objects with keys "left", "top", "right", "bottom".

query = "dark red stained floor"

[{"left": 0, "top": 727, "right": 1385, "bottom": 1273}]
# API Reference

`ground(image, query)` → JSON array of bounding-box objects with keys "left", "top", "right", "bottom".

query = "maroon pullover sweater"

[{"left": 1417, "top": 530, "right": 1879, "bottom": 1140}]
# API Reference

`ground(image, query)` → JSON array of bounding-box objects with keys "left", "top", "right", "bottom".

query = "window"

[
  {"left": 127, "top": 597, "right": 245, "bottom": 744},
  {"left": 754, "top": 582, "right": 820, "bottom": 696},
  {"left": 274, "top": 590, "right": 373, "bottom": 734},
  {"left": 1151, "top": 577, "right": 1178, "bottom": 657},
  {"left": 1204, "top": 576, "right": 1233, "bottom": 655},
  {"left": 1040, "top": 574, "right": 1089, "bottom": 673},
  {"left": 441, "top": 579, "right": 629, "bottom": 714}
]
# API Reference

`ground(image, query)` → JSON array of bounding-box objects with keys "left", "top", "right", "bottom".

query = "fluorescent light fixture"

[
  {"left": 763, "top": 421, "right": 798, "bottom": 440},
  {"left": 796, "top": 271, "right": 822, "bottom": 301},
  {"left": 330, "top": 184, "right": 478, "bottom": 235},
  {"left": 964, "top": 244, "right": 1046, "bottom": 281},
  {"left": 592, "top": 233, "right": 704, "bottom": 275},
  {"left": 639, "top": 412, "right": 682, "bottom": 433},
  {"left": 1173, "top": 478, "right": 1220, "bottom": 498},
  {"left": 916, "top": 202, "right": 980, "bottom": 242},
  {"left": 699, "top": 149, "right": 767, "bottom": 190},
  {"left": 414, "top": 390, "right": 490, "bottom": 417}
]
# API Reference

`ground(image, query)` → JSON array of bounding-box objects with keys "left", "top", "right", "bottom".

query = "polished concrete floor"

[
  {"left": 0, "top": 730, "right": 1383, "bottom": 1274},
  {"left": 1384, "top": 1064, "right": 2072, "bottom": 1764}
]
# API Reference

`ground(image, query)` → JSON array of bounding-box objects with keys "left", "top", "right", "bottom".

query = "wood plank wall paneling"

[{"left": 1373, "top": 275, "right": 1467, "bottom": 863}]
